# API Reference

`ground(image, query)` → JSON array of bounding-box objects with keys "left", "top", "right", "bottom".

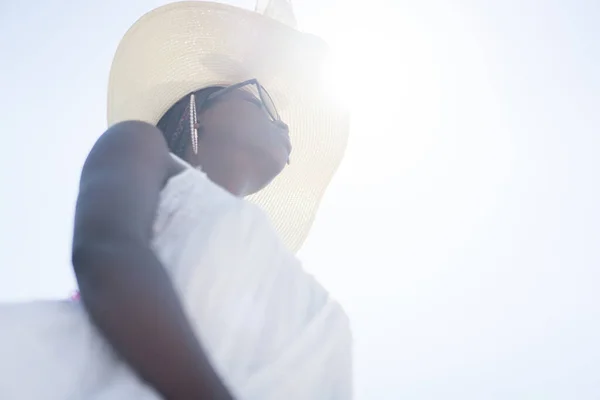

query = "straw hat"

[{"left": 107, "top": 0, "right": 350, "bottom": 253}]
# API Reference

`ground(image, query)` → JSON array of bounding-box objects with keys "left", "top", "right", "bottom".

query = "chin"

[
  {"left": 249, "top": 151, "right": 287, "bottom": 194},
  {"left": 269, "top": 149, "right": 289, "bottom": 174}
]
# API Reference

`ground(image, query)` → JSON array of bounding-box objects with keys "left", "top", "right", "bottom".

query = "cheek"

[{"left": 204, "top": 105, "right": 268, "bottom": 141}]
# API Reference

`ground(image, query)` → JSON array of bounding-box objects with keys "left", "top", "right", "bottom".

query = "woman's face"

[{"left": 184, "top": 87, "right": 291, "bottom": 196}]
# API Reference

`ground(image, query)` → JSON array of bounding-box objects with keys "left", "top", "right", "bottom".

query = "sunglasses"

[{"left": 206, "top": 79, "right": 281, "bottom": 124}]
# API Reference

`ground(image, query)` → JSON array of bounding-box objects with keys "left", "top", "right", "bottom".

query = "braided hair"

[{"left": 157, "top": 86, "right": 224, "bottom": 158}]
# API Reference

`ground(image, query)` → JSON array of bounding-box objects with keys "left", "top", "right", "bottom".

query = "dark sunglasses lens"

[{"left": 258, "top": 85, "right": 279, "bottom": 121}]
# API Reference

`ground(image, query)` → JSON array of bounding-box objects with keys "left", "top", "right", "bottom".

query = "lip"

[
  {"left": 271, "top": 121, "right": 292, "bottom": 155},
  {"left": 281, "top": 132, "right": 292, "bottom": 154},
  {"left": 276, "top": 129, "right": 292, "bottom": 160}
]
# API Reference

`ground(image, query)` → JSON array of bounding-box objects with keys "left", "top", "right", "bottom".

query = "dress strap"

[{"left": 170, "top": 153, "right": 193, "bottom": 170}]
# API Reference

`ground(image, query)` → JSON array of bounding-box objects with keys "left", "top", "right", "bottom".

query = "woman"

[{"left": 0, "top": 1, "right": 351, "bottom": 399}]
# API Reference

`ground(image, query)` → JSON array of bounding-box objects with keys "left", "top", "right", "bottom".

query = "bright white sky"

[{"left": 1, "top": 0, "right": 599, "bottom": 398}]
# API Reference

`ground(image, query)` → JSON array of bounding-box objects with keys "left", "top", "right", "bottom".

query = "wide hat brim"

[{"left": 107, "top": 1, "right": 349, "bottom": 253}]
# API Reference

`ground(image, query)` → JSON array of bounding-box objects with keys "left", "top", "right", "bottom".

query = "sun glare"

[{"left": 317, "top": 2, "right": 442, "bottom": 173}]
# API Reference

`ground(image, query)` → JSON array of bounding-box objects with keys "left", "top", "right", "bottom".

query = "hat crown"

[{"left": 255, "top": 0, "right": 297, "bottom": 28}]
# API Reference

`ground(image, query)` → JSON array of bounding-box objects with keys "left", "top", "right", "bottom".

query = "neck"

[
  {"left": 204, "top": 166, "right": 250, "bottom": 197},
  {"left": 193, "top": 150, "right": 252, "bottom": 197}
]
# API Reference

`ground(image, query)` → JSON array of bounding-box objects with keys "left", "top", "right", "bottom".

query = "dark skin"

[
  {"left": 189, "top": 89, "right": 291, "bottom": 195},
  {"left": 72, "top": 88, "right": 291, "bottom": 399}
]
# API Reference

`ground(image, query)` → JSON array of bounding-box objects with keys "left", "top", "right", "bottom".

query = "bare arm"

[{"left": 72, "top": 121, "right": 232, "bottom": 399}]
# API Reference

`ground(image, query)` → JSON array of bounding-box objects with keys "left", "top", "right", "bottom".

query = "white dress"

[{"left": 0, "top": 158, "right": 352, "bottom": 399}]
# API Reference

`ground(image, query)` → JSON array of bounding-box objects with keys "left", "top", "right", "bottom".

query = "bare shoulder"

[
  {"left": 73, "top": 121, "right": 184, "bottom": 249},
  {"left": 82, "top": 120, "right": 183, "bottom": 185}
]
